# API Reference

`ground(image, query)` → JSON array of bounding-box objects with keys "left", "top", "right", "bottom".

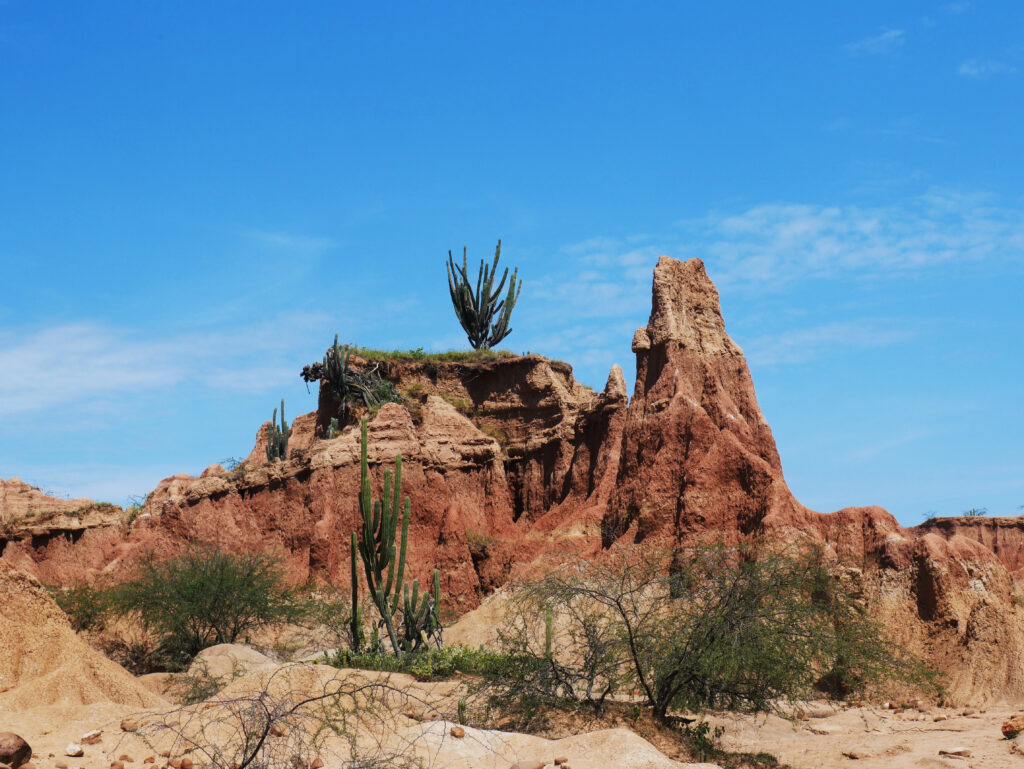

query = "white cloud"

[
  {"left": 687, "top": 189, "right": 1024, "bottom": 288},
  {"left": 741, "top": 321, "right": 916, "bottom": 367},
  {"left": 845, "top": 29, "right": 905, "bottom": 56},
  {"left": 0, "top": 313, "right": 330, "bottom": 417},
  {"left": 957, "top": 58, "right": 1020, "bottom": 77}
]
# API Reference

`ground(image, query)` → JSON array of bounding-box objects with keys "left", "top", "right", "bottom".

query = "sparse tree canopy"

[{"left": 446, "top": 239, "right": 522, "bottom": 350}]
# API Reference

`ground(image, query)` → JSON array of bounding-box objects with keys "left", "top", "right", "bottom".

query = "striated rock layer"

[{"left": 4, "top": 257, "right": 1023, "bottom": 703}]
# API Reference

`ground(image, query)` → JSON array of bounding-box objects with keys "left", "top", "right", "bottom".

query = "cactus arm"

[
  {"left": 350, "top": 532, "right": 361, "bottom": 652},
  {"left": 390, "top": 497, "right": 410, "bottom": 616}
]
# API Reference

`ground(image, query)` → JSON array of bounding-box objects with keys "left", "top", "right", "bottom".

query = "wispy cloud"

[
  {"left": 845, "top": 28, "right": 905, "bottom": 56},
  {"left": 0, "top": 313, "right": 330, "bottom": 417},
  {"left": 742, "top": 321, "right": 916, "bottom": 367},
  {"left": 242, "top": 230, "right": 337, "bottom": 253},
  {"left": 687, "top": 189, "right": 1024, "bottom": 288},
  {"left": 849, "top": 428, "right": 936, "bottom": 461},
  {"left": 957, "top": 58, "right": 1020, "bottom": 78}
]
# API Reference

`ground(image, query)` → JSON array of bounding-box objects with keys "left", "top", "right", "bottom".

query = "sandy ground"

[{"left": 709, "top": 704, "right": 1024, "bottom": 769}]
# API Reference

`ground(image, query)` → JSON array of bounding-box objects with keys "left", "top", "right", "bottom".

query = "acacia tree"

[{"left": 446, "top": 239, "right": 522, "bottom": 350}]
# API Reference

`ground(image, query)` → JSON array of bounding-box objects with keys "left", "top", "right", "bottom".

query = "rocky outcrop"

[
  {"left": 9, "top": 256, "right": 1024, "bottom": 704},
  {"left": 0, "top": 479, "right": 125, "bottom": 580},
  {"left": 915, "top": 515, "right": 1024, "bottom": 578}
]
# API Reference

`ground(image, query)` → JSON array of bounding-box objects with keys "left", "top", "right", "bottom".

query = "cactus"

[
  {"left": 446, "top": 239, "right": 522, "bottom": 350},
  {"left": 327, "top": 417, "right": 340, "bottom": 439},
  {"left": 350, "top": 532, "right": 362, "bottom": 652},
  {"left": 457, "top": 698, "right": 467, "bottom": 726},
  {"left": 266, "top": 398, "right": 290, "bottom": 462},
  {"left": 352, "top": 418, "right": 442, "bottom": 657},
  {"left": 323, "top": 335, "right": 353, "bottom": 421}
]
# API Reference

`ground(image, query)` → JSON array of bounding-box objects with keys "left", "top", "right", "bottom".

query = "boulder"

[{"left": 0, "top": 734, "right": 31, "bottom": 769}]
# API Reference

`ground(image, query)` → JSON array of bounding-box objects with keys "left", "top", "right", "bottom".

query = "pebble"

[
  {"left": 144, "top": 758, "right": 155, "bottom": 764},
  {"left": 80, "top": 732, "right": 102, "bottom": 746},
  {"left": 450, "top": 726, "right": 465, "bottom": 738},
  {"left": 111, "top": 762, "right": 125, "bottom": 769},
  {"left": 939, "top": 747, "right": 972, "bottom": 758},
  {"left": 180, "top": 758, "right": 194, "bottom": 769},
  {"left": 65, "top": 745, "right": 84, "bottom": 759}
]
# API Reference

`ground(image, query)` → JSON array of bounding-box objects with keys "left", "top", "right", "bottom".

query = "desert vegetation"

[{"left": 446, "top": 239, "right": 522, "bottom": 350}]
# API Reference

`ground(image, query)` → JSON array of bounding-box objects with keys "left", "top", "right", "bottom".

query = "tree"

[
  {"left": 108, "top": 546, "right": 302, "bottom": 669},
  {"left": 494, "top": 543, "right": 936, "bottom": 722},
  {"left": 446, "top": 240, "right": 522, "bottom": 350},
  {"left": 963, "top": 507, "right": 988, "bottom": 517}
]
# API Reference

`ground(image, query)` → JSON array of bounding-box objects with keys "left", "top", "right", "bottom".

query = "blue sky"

[{"left": 1, "top": 2, "right": 1021, "bottom": 524}]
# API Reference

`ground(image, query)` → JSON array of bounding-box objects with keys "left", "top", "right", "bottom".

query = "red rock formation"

[
  {"left": 5, "top": 256, "right": 1023, "bottom": 703},
  {"left": 914, "top": 515, "right": 1024, "bottom": 578}
]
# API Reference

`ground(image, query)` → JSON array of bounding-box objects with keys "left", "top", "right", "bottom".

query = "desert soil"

[{"left": 710, "top": 704, "right": 1024, "bottom": 769}]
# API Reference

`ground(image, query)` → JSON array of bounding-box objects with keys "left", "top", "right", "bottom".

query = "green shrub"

[
  {"left": 106, "top": 546, "right": 303, "bottom": 670},
  {"left": 50, "top": 582, "right": 111, "bottom": 632},
  {"left": 494, "top": 543, "right": 938, "bottom": 722},
  {"left": 328, "top": 644, "right": 515, "bottom": 682}
]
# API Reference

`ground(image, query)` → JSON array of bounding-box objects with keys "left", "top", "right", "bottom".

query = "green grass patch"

[
  {"left": 349, "top": 346, "right": 518, "bottom": 363},
  {"left": 325, "top": 645, "right": 519, "bottom": 681}
]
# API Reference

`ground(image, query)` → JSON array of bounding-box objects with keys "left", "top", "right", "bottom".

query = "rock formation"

[{"left": 3, "top": 256, "right": 1023, "bottom": 703}]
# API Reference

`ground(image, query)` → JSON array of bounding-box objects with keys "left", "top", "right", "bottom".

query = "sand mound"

[
  {"left": 0, "top": 563, "right": 165, "bottom": 711},
  {"left": 407, "top": 722, "right": 707, "bottom": 769}
]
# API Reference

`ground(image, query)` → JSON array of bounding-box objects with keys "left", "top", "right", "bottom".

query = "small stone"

[
  {"left": 144, "top": 759, "right": 155, "bottom": 765},
  {"left": 555, "top": 759, "right": 569, "bottom": 766},
  {"left": 55, "top": 763, "right": 68, "bottom": 769},
  {"left": 111, "top": 762, "right": 125, "bottom": 769},
  {"left": 961, "top": 708, "right": 975, "bottom": 717},
  {"left": 80, "top": 732, "right": 102, "bottom": 746},
  {"left": 168, "top": 760, "right": 180, "bottom": 769},
  {"left": 933, "top": 715, "right": 947, "bottom": 722},
  {"left": 938, "top": 747, "right": 972, "bottom": 758},
  {"left": 1003, "top": 713, "right": 1024, "bottom": 738},
  {"left": 65, "top": 745, "right": 84, "bottom": 759},
  {"left": 120, "top": 719, "right": 140, "bottom": 733},
  {"left": 180, "top": 759, "right": 193, "bottom": 769},
  {"left": 309, "top": 760, "right": 323, "bottom": 769},
  {"left": 269, "top": 724, "right": 288, "bottom": 738},
  {"left": 0, "top": 733, "right": 31, "bottom": 769},
  {"left": 450, "top": 726, "right": 465, "bottom": 738},
  {"left": 119, "top": 757, "right": 133, "bottom": 763}
]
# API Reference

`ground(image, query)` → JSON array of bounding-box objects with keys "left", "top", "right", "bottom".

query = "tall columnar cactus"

[
  {"left": 266, "top": 398, "right": 290, "bottom": 462},
  {"left": 353, "top": 418, "right": 442, "bottom": 657},
  {"left": 446, "top": 239, "right": 522, "bottom": 350},
  {"left": 323, "top": 334, "right": 353, "bottom": 420}
]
